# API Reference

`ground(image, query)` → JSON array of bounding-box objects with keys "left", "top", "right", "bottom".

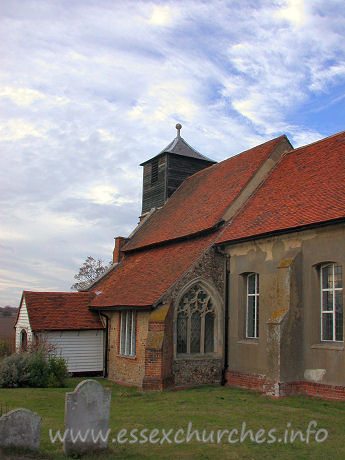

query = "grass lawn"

[{"left": 0, "top": 378, "right": 344, "bottom": 459}]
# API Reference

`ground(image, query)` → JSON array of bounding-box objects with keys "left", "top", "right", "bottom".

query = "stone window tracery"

[{"left": 176, "top": 284, "right": 216, "bottom": 355}]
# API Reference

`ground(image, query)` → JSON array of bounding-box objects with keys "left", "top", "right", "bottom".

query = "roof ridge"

[
  {"left": 290, "top": 129, "right": 345, "bottom": 154},
  {"left": 220, "top": 134, "right": 288, "bottom": 163},
  {"left": 215, "top": 140, "right": 291, "bottom": 244}
]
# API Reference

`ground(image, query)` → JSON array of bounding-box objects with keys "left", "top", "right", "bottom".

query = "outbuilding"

[{"left": 15, "top": 291, "right": 105, "bottom": 374}]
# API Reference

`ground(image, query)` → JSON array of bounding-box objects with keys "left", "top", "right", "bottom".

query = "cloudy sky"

[{"left": 1, "top": 0, "right": 345, "bottom": 306}]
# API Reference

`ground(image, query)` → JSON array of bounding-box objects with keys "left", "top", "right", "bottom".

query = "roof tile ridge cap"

[
  {"left": 215, "top": 145, "right": 292, "bottom": 244},
  {"left": 220, "top": 135, "right": 292, "bottom": 221},
  {"left": 122, "top": 224, "right": 222, "bottom": 254},
  {"left": 220, "top": 134, "right": 287, "bottom": 163},
  {"left": 287, "top": 129, "right": 345, "bottom": 154},
  {"left": 151, "top": 232, "right": 221, "bottom": 309}
]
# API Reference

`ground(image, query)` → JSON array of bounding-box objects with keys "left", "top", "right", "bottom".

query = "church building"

[{"left": 16, "top": 125, "right": 345, "bottom": 400}]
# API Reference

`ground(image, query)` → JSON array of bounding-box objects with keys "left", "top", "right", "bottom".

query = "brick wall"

[
  {"left": 226, "top": 370, "right": 345, "bottom": 401},
  {"left": 107, "top": 310, "right": 149, "bottom": 386},
  {"left": 143, "top": 303, "right": 174, "bottom": 390}
]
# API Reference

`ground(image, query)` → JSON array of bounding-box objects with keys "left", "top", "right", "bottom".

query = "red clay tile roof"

[
  {"left": 22, "top": 291, "right": 104, "bottom": 331},
  {"left": 218, "top": 130, "right": 345, "bottom": 243},
  {"left": 90, "top": 233, "right": 218, "bottom": 308},
  {"left": 125, "top": 136, "right": 287, "bottom": 251}
]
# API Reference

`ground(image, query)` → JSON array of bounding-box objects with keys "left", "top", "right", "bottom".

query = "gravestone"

[
  {"left": 64, "top": 379, "right": 111, "bottom": 455},
  {"left": 0, "top": 408, "right": 41, "bottom": 451}
]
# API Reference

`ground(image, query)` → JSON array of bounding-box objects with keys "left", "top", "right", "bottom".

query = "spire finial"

[{"left": 176, "top": 123, "right": 182, "bottom": 138}]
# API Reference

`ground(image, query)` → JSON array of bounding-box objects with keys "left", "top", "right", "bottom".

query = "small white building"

[{"left": 15, "top": 291, "right": 105, "bottom": 374}]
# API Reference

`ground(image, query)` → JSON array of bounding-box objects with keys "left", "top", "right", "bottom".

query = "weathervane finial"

[{"left": 176, "top": 123, "right": 182, "bottom": 138}]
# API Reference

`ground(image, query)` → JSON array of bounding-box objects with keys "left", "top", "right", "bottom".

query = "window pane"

[
  {"left": 322, "top": 291, "right": 333, "bottom": 311},
  {"left": 335, "top": 292, "right": 343, "bottom": 341},
  {"left": 256, "top": 297, "right": 259, "bottom": 338},
  {"left": 334, "top": 265, "right": 342, "bottom": 289},
  {"left": 248, "top": 274, "right": 255, "bottom": 294},
  {"left": 204, "top": 313, "right": 214, "bottom": 353},
  {"left": 256, "top": 274, "right": 259, "bottom": 292},
  {"left": 177, "top": 312, "right": 187, "bottom": 353},
  {"left": 126, "top": 311, "right": 132, "bottom": 355},
  {"left": 247, "top": 296, "right": 255, "bottom": 337},
  {"left": 322, "top": 313, "right": 333, "bottom": 341},
  {"left": 131, "top": 312, "right": 136, "bottom": 356},
  {"left": 322, "top": 265, "right": 333, "bottom": 289},
  {"left": 190, "top": 312, "right": 201, "bottom": 353},
  {"left": 120, "top": 312, "right": 126, "bottom": 354},
  {"left": 336, "top": 310, "right": 343, "bottom": 341}
]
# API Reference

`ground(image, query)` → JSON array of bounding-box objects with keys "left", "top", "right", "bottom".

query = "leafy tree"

[{"left": 71, "top": 256, "right": 112, "bottom": 291}]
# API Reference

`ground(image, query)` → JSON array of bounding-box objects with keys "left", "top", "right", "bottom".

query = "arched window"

[
  {"left": 176, "top": 284, "right": 216, "bottom": 355},
  {"left": 20, "top": 329, "right": 28, "bottom": 351}
]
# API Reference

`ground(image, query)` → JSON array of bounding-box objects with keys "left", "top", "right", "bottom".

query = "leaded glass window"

[
  {"left": 176, "top": 284, "right": 216, "bottom": 355},
  {"left": 321, "top": 264, "right": 343, "bottom": 341},
  {"left": 204, "top": 313, "right": 215, "bottom": 353},
  {"left": 246, "top": 273, "right": 259, "bottom": 338},
  {"left": 177, "top": 312, "right": 187, "bottom": 353}
]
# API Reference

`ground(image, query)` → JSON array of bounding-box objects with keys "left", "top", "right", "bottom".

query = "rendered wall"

[{"left": 225, "top": 222, "right": 345, "bottom": 395}]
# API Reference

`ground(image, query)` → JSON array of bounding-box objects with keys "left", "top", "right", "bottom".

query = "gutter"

[
  {"left": 90, "top": 305, "right": 153, "bottom": 312},
  {"left": 216, "top": 216, "right": 345, "bottom": 247},
  {"left": 123, "top": 219, "right": 225, "bottom": 254},
  {"left": 99, "top": 312, "right": 109, "bottom": 378}
]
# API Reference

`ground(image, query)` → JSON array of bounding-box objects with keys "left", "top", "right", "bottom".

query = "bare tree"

[{"left": 71, "top": 256, "right": 112, "bottom": 291}]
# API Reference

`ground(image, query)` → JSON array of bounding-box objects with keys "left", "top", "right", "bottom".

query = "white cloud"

[
  {"left": 275, "top": 0, "right": 306, "bottom": 26},
  {"left": 0, "top": 0, "right": 344, "bottom": 305},
  {"left": 81, "top": 185, "right": 135, "bottom": 205},
  {"left": 97, "top": 129, "right": 116, "bottom": 142},
  {"left": 148, "top": 5, "right": 177, "bottom": 26},
  {"left": 0, "top": 86, "right": 45, "bottom": 106},
  {"left": 0, "top": 119, "right": 48, "bottom": 140}
]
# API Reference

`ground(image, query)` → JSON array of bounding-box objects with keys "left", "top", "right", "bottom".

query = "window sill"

[
  {"left": 237, "top": 339, "right": 259, "bottom": 345},
  {"left": 117, "top": 354, "right": 137, "bottom": 360},
  {"left": 310, "top": 343, "right": 344, "bottom": 351},
  {"left": 175, "top": 353, "right": 221, "bottom": 360}
]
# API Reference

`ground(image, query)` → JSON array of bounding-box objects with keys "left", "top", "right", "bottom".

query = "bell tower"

[{"left": 140, "top": 124, "right": 216, "bottom": 215}]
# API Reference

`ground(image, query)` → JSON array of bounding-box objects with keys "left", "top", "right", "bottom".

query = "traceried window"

[
  {"left": 176, "top": 284, "right": 216, "bottom": 355},
  {"left": 120, "top": 311, "right": 136, "bottom": 356},
  {"left": 246, "top": 273, "right": 259, "bottom": 338},
  {"left": 321, "top": 264, "right": 343, "bottom": 342}
]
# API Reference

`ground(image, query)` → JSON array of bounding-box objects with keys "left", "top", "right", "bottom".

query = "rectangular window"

[
  {"left": 246, "top": 273, "right": 259, "bottom": 338},
  {"left": 321, "top": 264, "right": 343, "bottom": 342},
  {"left": 120, "top": 311, "right": 136, "bottom": 356}
]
